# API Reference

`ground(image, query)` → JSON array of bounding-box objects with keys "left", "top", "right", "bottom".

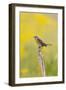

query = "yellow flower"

[{"left": 21, "top": 68, "right": 28, "bottom": 75}]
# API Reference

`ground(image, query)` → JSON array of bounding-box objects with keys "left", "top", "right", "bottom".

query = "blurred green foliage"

[{"left": 20, "top": 12, "right": 58, "bottom": 78}]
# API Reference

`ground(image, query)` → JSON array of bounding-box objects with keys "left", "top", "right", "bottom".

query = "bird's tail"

[{"left": 47, "top": 44, "right": 52, "bottom": 46}]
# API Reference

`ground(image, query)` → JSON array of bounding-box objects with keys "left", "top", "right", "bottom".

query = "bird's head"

[{"left": 34, "top": 36, "right": 39, "bottom": 40}]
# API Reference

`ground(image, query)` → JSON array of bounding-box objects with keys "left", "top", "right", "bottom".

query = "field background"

[{"left": 20, "top": 12, "right": 58, "bottom": 77}]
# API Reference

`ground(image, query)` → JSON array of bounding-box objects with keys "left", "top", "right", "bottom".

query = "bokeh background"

[{"left": 19, "top": 12, "right": 58, "bottom": 77}]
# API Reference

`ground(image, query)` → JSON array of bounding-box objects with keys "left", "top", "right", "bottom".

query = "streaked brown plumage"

[{"left": 34, "top": 36, "right": 51, "bottom": 48}]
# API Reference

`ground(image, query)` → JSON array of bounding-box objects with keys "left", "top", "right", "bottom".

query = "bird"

[{"left": 34, "top": 36, "right": 52, "bottom": 48}]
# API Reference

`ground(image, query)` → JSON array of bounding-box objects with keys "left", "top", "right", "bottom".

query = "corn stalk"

[{"left": 38, "top": 47, "right": 46, "bottom": 76}]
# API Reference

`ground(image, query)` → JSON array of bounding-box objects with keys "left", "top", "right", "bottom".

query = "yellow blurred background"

[{"left": 20, "top": 12, "right": 58, "bottom": 77}]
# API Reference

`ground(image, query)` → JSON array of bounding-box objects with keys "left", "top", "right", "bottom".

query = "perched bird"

[{"left": 34, "top": 36, "right": 52, "bottom": 48}]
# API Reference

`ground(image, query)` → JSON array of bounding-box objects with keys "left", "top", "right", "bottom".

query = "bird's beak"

[{"left": 34, "top": 36, "right": 35, "bottom": 38}]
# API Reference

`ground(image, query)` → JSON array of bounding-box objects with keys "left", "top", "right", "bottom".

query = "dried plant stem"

[{"left": 38, "top": 47, "right": 46, "bottom": 76}]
